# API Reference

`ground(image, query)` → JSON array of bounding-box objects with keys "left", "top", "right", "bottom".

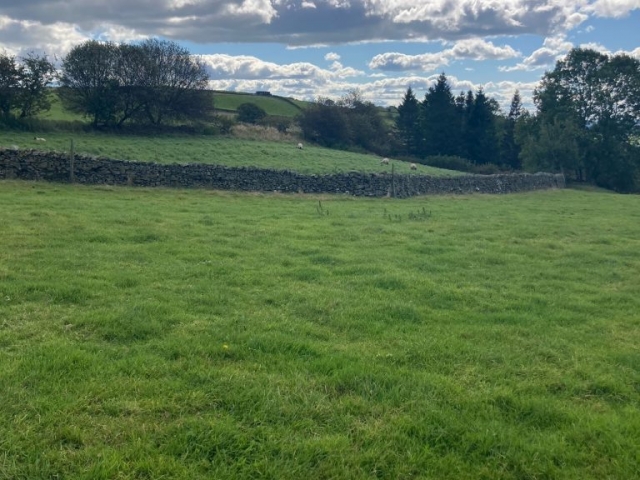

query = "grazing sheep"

[
  {"left": 297, "top": 142, "right": 303, "bottom": 149},
  {"left": 410, "top": 163, "right": 417, "bottom": 170},
  {"left": 380, "top": 157, "right": 390, "bottom": 165},
  {"left": 34, "top": 137, "right": 46, "bottom": 142}
]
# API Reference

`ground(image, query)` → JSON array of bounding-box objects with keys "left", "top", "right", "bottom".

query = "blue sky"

[{"left": 0, "top": 1, "right": 638, "bottom": 111}]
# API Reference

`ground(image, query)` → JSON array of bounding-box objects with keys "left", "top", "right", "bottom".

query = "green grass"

[
  {"left": 0, "top": 130, "right": 460, "bottom": 176},
  {"left": 213, "top": 92, "right": 304, "bottom": 117},
  {"left": 37, "top": 92, "right": 86, "bottom": 122},
  {"left": 0, "top": 181, "right": 639, "bottom": 479},
  {"left": 27, "top": 90, "right": 305, "bottom": 125}
]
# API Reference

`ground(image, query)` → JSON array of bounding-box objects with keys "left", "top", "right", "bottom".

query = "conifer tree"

[
  {"left": 420, "top": 73, "right": 460, "bottom": 157},
  {"left": 500, "top": 90, "right": 523, "bottom": 169},
  {"left": 395, "top": 87, "right": 420, "bottom": 155},
  {"left": 466, "top": 88, "right": 499, "bottom": 164}
]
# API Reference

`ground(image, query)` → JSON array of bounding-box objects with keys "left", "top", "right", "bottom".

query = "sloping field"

[
  {"left": 0, "top": 131, "right": 460, "bottom": 176},
  {"left": 213, "top": 91, "right": 304, "bottom": 117},
  {"left": 34, "top": 90, "right": 306, "bottom": 123},
  {"left": 0, "top": 182, "right": 639, "bottom": 479}
]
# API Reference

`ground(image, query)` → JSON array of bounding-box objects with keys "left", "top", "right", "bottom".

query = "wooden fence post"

[
  {"left": 391, "top": 163, "right": 396, "bottom": 198},
  {"left": 69, "top": 139, "right": 75, "bottom": 183}
]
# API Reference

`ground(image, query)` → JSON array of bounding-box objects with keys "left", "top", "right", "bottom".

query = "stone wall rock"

[{"left": 0, "top": 148, "right": 565, "bottom": 197}]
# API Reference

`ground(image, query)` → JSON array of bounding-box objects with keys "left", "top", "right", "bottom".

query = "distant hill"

[{"left": 213, "top": 91, "right": 310, "bottom": 118}]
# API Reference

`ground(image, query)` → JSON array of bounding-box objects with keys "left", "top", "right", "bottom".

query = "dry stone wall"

[{"left": 0, "top": 148, "right": 565, "bottom": 197}]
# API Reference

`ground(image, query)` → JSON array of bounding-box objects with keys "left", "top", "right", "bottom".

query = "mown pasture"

[
  {"left": 0, "top": 130, "right": 460, "bottom": 176},
  {"left": 0, "top": 181, "right": 638, "bottom": 479}
]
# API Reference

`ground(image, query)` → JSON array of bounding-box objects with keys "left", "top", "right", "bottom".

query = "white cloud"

[
  {"left": 449, "top": 38, "right": 521, "bottom": 60},
  {"left": 627, "top": 47, "right": 640, "bottom": 58},
  {"left": 369, "top": 39, "right": 519, "bottom": 72},
  {"left": 483, "top": 80, "right": 539, "bottom": 110},
  {"left": 499, "top": 35, "right": 573, "bottom": 71},
  {"left": 588, "top": 0, "right": 640, "bottom": 18},
  {"left": 0, "top": 0, "right": 634, "bottom": 47},
  {"left": 324, "top": 52, "right": 341, "bottom": 61},
  {"left": 223, "top": 0, "right": 279, "bottom": 23},
  {"left": 94, "top": 24, "right": 147, "bottom": 43},
  {"left": 369, "top": 51, "right": 451, "bottom": 72},
  {"left": 0, "top": 15, "right": 91, "bottom": 58},
  {"left": 201, "top": 54, "right": 330, "bottom": 81},
  {"left": 200, "top": 53, "right": 363, "bottom": 82}
]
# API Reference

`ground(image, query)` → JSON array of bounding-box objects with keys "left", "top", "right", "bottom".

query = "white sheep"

[
  {"left": 410, "top": 163, "right": 417, "bottom": 170},
  {"left": 34, "top": 137, "right": 46, "bottom": 142},
  {"left": 380, "top": 157, "right": 389, "bottom": 165},
  {"left": 297, "top": 142, "right": 303, "bottom": 149}
]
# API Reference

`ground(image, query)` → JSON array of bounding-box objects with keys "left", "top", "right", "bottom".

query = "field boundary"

[{"left": 0, "top": 148, "right": 565, "bottom": 197}]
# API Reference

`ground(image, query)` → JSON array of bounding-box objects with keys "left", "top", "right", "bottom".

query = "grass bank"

[
  {"left": 213, "top": 92, "right": 304, "bottom": 117},
  {"left": 0, "top": 130, "right": 460, "bottom": 176},
  {"left": 0, "top": 181, "right": 638, "bottom": 478}
]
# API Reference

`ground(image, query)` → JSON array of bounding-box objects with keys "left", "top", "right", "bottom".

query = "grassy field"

[
  {"left": 37, "top": 93, "right": 86, "bottom": 123},
  {"left": 36, "top": 90, "right": 305, "bottom": 122},
  {"left": 0, "top": 181, "right": 639, "bottom": 479},
  {"left": 0, "top": 130, "right": 460, "bottom": 176},
  {"left": 213, "top": 92, "right": 304, "bottom": 117}
]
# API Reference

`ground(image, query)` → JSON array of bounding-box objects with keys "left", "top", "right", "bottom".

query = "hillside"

[
  {"left": 213, "top": 91, "right": 306, "bottom": 117},
  {"left": 0, "top": 130, "right": 461, "bottom": 177}
]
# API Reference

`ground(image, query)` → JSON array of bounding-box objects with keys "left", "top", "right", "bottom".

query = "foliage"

[
  {"left": 137, "top": 39, "right": 211, "bottom": 125},
  {"left": 392, "top": 76, "right": 507, "bottom": 169},
  {"left": 338, "top": 89, "right": 388, "bottom": 152},
  {"left": 517, "top": 113, "right": 585, "bottom": 175},
  {"left": 1, "top": 182, "right": 639, "bottom": 479},
  {"left": 298, "top": 90, "right": 390, "bottom": 153},
  {"left": 500, "top": 90, "right": 523, "bottom": 169},
  {"left": 59, "top": 39, "right": 211, "bottom": 128},
  {"left": 236, "top": 102, "right": 267, "bottom": 124},
  {"left": 210, "top": 114, "right": 236, "bottom": 134},
  {"left": 465, "top": 88, "right": 500, "bottom": 165},
  {"left": 524, "top": 47, "right": 640, "bottom": 191},
  {"left": 298, "top": 97, "right": 351, "bottom": 148},
  {"left": 418, "top": 154, "right": 475, "bottom": 172},
  {"left": 0, "top": 51, "right": 56, "bottom": 121},
  {"left": 395, "top": 87, "right": 421, "bottom": 156},
  {"left": 58, "top": 41, "right": 122, "bottom": 127},
  {"left": 419, "top": 73, "right": 461, "bottom": 158},
  {"left": 0, "top": 52, "right": 19, "bottom": 118}
]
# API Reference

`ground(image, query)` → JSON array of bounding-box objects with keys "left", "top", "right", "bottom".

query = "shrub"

[
  {"left": 421, "top": 155, "right": 475, "bottom": 172},
  {"left": 471, "top": 163, "right": 502, "bottom": 175},
  {"left": 211, "top": 115, "right": 236, "bottom": 135},
  {"left": 237, "top": 103, "right": 267, "bottom": 124}
]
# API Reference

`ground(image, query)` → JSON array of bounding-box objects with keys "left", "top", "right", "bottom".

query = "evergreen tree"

[
  {"left": 395, "top": 87, "right": 420, "bottom": 155},
  {"left": 500, "top": 90, "right": 523, "bottom": 169},
  {"left": 420, "top": 73, "right": 460, "bottom": 157},
  {"left": 466, "top": 88, "right": 499, "bottom": 165}
]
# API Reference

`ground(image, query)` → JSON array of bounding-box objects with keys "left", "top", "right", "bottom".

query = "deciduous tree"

[{"left": 528, "top": 47, "right": 640, "bottom": 191}]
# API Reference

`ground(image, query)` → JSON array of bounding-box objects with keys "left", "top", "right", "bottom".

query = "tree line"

[
  {"left": 299, "top": 48, "right": 639, "bottom": 191},
  {"left": 1, "top": 41, "right": 638, "bottom": 191},
  {"left": 1, "top": 39, "right": 212, "bottom": 129}
]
